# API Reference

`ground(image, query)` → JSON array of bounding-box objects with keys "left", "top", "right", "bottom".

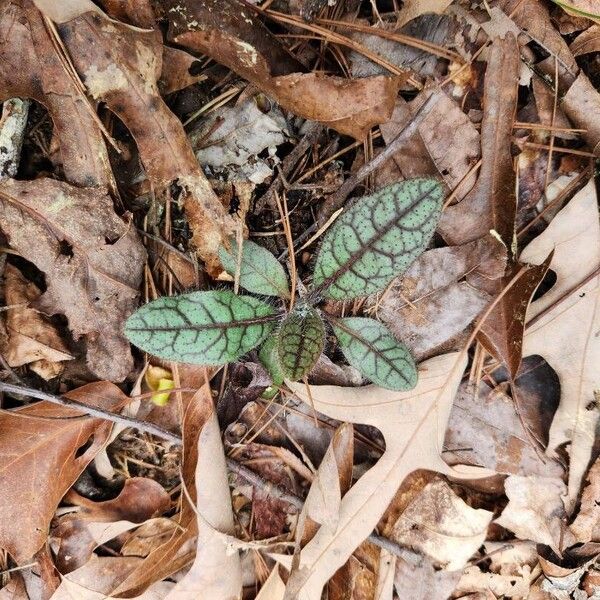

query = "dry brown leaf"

[
  {"left": 0, "top": 178, "right": 145, "bottom": 381},
  {"left": 571, "top": 456, "right": 600, "bottom": 542},
  {"left": 521, "top": 178, "right": 600, "bottom": 509},
  {"left": 393, "top": 553, "right": 462, "bottom": 600},
  {"left": 256, "top": 566, "right": 287, "bottom": 600},
  {"left": 282, "top": 424, "right": 356, "bottom": 599},
  {"left": 297, "top": 424, "right": 353, "bottom": 546},
  {"left": 562, "top": 72, "right": 600, "bottom": 157},
  {"left": 0, "top": 381, "right": 126, "bottom": 562},
  {"left": 284, "top": 352, "right": 489, "bottom": 599},
  {"left": 163, "top": 386, "right": 242, "bottom": 600},
  {"left": 110, "top": 369, "right": 210, "bottom": 596},
  {"left": 0, "top": 0, "right": 114, "bottom": 188},
  {"left": 441, "top": 33, "right": 551, "bottom": 378},
  {"left": 158, "top": 46, "right": 206, "bottom": 95},
  {"left": 346, "top": 17, "right": 453, "bottom": 80},
  {"left": 65, "top": 478, "right": 170, "bottom": 523},
  {"left": 537, "top": 545, "right": 599, "bottom": 598},
  {"left": 52, "top": 519, "right": 142, "bottom": 574},
  {"left": 164, "top": 0, "right": 404, "bottom": 140},
  {"left": 494, "top": 0, "right": 600, "bottom": 156},
  {"left": 438, "top": 34, "right": 518, "bottom": 247},
  {"left": 96, "top": 0, "right": 155, "bottom": 27},
  {"left": 49, "top": 556, "right": 174, "bottom": 600},
  {"left": 396, "top": 0, "right": 453, "bottom": 28},
  {"left": 552, "top": 0, "right": 600, "bottom": 24},
  {"left": 570, "top": 24, "right": 600, "bottom": 55},
  {"left": 120, "top": 518, "right": 179, "bottom": 558},
  {"left": 379, "top": 88, "right": 480, "bottom": 200},
  {"left": 445, "top": 377, "right": 564, "bottom": 478},
  {"left": 454, "top": 565, "right": 532, "bottom": 598},
  {"left": 2, "top": 263, "right": 73, "bottom": 375},
  {"left": 495, "top": 475, "right": 571, "bottom": 554},
  {"left": 372, "top": 237, "right": 506, "bottom": 359},
  {"left": 0, "top": 576, "right": 28, "bottom": 600},
  {"left": 52, "top": 478, "right": 171, "bottom": 571},
  {"left": 34, "top": 0, "right": 235, "bottom": 273},
  {"left": 390, "top": 478, "right": 493, "bottom": 570},
  {"left": 494, "top": 0, "right": 579, "bottom": 88}
]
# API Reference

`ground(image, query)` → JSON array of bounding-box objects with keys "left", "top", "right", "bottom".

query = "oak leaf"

[
  {"left": 284, "top": 352, "right": 489, "bottom": 599},
  {"left": 521, "top": 178, "right": 600, "bottom": 509},
  {"left": 0, "top": 178, "right": 145, "bottom": 381},
  {"left": 0, "top": 382, "right": 126, "bottom": 562},
  {"left": 2, "top": 264, "right": 73, "bottom": 377}
]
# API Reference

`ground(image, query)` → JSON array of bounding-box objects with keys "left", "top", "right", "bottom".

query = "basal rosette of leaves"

[{"left": 125, "top": 178, "right": 443, "bottom": 390}]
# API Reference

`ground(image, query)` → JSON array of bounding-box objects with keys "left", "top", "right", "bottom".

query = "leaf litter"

[{"left": 1, "top": 0, "right": 600, "bottom": 598}]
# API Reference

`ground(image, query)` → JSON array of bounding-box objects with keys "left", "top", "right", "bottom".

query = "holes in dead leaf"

[
  {"left": 74, "top": 433, "right": 95, "bottom": 458},
  {"left": 104, "top": 234, "right": 119, "bottom": 245},
  {"left": 188, "top": 60, "right": 203, "bottom": 76},
  {"left": 493, "top": 355, "right": 561, "bottom": 447},
  {"left": 532, "top": 268, "right": 557, "bottom": 302},
  {"left": 59, "top": 239, "right": 74, "bottom": 259}
]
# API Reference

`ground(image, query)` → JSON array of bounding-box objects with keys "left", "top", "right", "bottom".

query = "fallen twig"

[{"left": 0, "top": 382, "right": 181, "bottom": 444}]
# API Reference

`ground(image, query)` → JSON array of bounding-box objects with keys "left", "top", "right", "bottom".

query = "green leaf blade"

[
  {"left": 311, "top": 178, "right": 443, "bottom": 300},
  {"left": 125, "top": 290, "right": 278, "bottom": 365},
  {"left": 332, "top": 317, "right": 417, "bottom": 390},
  {"left": 277, "top": 306, "right": 325, "bottom": 381},
  {"left": 259, "top": 336, "right": 284, "bottom": 387},
  {"left": 219, "top": 238, "right": 290, "bottom": 298}
]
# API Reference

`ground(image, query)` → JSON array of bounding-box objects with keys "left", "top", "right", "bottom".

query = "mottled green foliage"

[
  {"left": 125, "top": 290, "right": 278, "bottom": 365},
  {"left": 277, "top": 306, "right": 325, "bottom": 381},
  {"left": 126, "top": 178, "right": 444, "bottom": 391},
  {"left": 311, "top": 178, "right": 443, "bottom": 300},
  {"left": 219, "top": 238, "right": 290, "bottom": 298},
  {"left": 259, "top": 336, "right": 284, "bottom": 388},
  {"left": 332, "top": 317, "right": 417, "bottom": 390}
]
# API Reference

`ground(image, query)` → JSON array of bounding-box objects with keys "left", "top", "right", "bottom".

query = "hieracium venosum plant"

[{"left": 125, "top": 178, "right": 443, "bottom": 390}]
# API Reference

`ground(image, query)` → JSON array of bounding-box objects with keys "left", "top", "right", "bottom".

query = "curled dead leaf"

[
  {"left": 164, "top": 0, "right": 404, "bottom": 140},
  {"left": 0, "top": 178, "right": 145, "bottom": 381},
  {"left": 0, "top": 382, "right": 127, "bottom": 562},
  {"left": 2, "top": 263, "right": 73, "bottom": 377}
]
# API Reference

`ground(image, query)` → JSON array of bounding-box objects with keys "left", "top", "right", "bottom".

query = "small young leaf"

[
  {"left": 331, "top": 317, "right": 417, "bottom": 390},
  {"left": 219, "top": 238, "right": 290, "bottom": 298},
  {"left": 125, "top": 290, "right": 279, "bottom": 365},
  {"left": 277, "top": 306, "right": 325, "bottom": 381},
  {"left": 311, "top": 178, "right": 443, "bottom": 300},
  {"left": 259, "top": 336, "right": 284, "bottom": 387}
]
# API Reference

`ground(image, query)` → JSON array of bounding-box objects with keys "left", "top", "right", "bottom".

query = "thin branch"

[{"left": 0, "top": 382, "right": 181, "bottom": 444}]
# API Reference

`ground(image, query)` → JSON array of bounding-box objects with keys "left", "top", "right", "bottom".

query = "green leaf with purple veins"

[
  {"left": 259, "top": 336, "right": 284, "bottom": 387},
  {"left": 219, "top": 238, "right": 290, "bottom": 298},
  {"left": 331, "top": 317, "right": 417, "bottom": 390},
  {"left": 125, "top": 290, "right": 279, "bottom": 365},
  {"left": 311, "top": 178, "right": 443, "bottom": 300},
  {"left": 277, "top": 306, "right": 325, "bottom": 381}
]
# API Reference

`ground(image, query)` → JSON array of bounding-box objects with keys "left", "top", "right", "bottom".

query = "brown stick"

[{"left": 0, "top": 382, "right": 182, "bottom": 444}]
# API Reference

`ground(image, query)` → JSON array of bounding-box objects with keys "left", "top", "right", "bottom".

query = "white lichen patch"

[
  {"left": 135, "top": 41, "right": 159, "bottom": 95},
  {"left": 47, "top": 191, "right": 72, "bottom": 214},
  {"left": 235, "top": 40, "right": 258, "bottom": 68},
  {"left": 192, "top": 98, "right": 287, "bottom": 185},
  {"left": 84, "top": 64, "right": 128, "bottom": 99}
]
